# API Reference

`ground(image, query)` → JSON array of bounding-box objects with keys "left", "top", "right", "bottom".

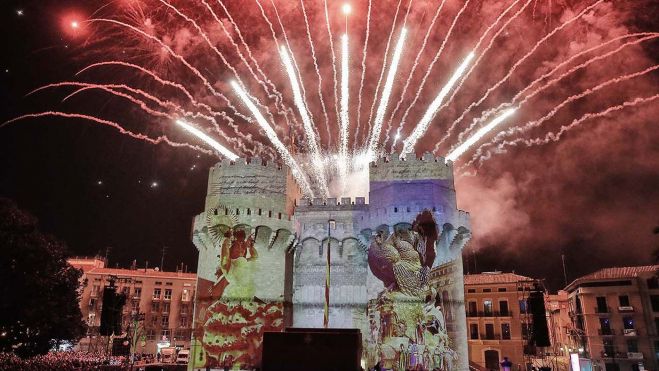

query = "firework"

[{"left": 4, "top": 0, "right": 656, "bottom": 195}]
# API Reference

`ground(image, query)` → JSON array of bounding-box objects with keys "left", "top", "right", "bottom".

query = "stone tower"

[{"left": 190, "top": 154, "right": 471, "bottom": 370}]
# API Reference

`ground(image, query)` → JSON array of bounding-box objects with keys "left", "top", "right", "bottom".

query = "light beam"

[
  {"left": 402, "top": 51, "right": 475, "bottom": 155},
  {"left": 176, "top": 120, "right": 239, "bottom": 161},
  {"left": 445, "top": 108, "right": 516, "bottom": 163}
]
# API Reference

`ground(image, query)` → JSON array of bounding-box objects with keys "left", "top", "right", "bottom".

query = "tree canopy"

[{"left": 0, "top": 198, "right": 85, "bottom": 357}]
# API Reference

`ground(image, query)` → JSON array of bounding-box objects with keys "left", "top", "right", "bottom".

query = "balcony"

[
  {"left": 480, "top": 334, "right": 501, "bottom": 341},
  {"left": 594, "top": 306, "right": 611, "bottom": 314},
  {"left": 627, "top": 352, "right": 643, "bottom": 360},
  {"left": 618, "top": 306, "right": 634, "bottom": 312},
  {"left": 466, "top": 311, "right": 511, "bottom": 317},
  {"left": 622, "top": 328, "right": 638, "bottom": 336},
  {"left": 597, "top": 328, "right": 616, "bottom": 336}
]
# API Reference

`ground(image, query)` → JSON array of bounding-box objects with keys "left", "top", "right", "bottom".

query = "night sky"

[{"left": 1, "top": 0, "right": 658, "bottom": 291}]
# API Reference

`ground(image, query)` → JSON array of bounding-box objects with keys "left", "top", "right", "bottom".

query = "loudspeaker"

[
  {"left": 528, "top": 291, "right": 551, "bottom": 347},
  {"left": 262, "top": 328, "right": 362, "bottom": 371},
  {"left": 99, "top": 288, "right": 126, "bottom": 336},
  {"left": 99, "top": 286, "right": 116, "bottom": 336}
]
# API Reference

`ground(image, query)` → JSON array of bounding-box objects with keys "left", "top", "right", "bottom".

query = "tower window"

[
  {"left": 236, "top": 208, "right": 240, "bottom": 215},
  {"left": 268, "top": 210, "right": 272, "bottom": 218},
  {"left": 394, "top": 207, "right": 398, "bottom": 213},
  {"left": 247, "top": 208, "right": 251, "bottom": 215},
  {"left": 258, "top": 209, "right": 262, "bottom": 216}
]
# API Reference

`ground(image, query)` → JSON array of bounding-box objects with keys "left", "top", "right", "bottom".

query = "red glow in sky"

[{"left": 60, "top": 11, "right": 87, "bottom": 38}]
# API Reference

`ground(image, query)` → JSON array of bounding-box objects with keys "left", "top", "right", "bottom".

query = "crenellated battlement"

[
  {"left": 215, "top": 156, "right": 286, "bottom": 171},
  {"left": 295, "top": 196, "right": 368, "bottom": 211},
  {"left": 369, "top": 152, "right": 454, "bottom": 182}
]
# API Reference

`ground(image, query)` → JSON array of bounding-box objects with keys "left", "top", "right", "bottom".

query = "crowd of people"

[{"left": 0, "top": 351, "right": 126, "bottom": 370}]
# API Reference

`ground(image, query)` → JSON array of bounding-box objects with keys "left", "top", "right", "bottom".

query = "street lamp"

[{"left": 324, "top": 218, "right": 336, "bottom": 328}]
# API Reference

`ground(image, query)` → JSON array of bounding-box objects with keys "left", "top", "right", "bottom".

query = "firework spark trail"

[
  {"left": 91, "top": 18, "right": 253, "bottom": 124},
  {"left": 364, "top": 0, "right": 404, "bottom": 148},
  {"left": 324, "top": 0, "right": 340, "bottom": 136},
  {"left": 269, "top": 0, "right": 308, "bottom": 108},
  {"left": 383, "top": 0, "right": 448, "bottom": 147},
  {"left": 201, "top": 0, "right": 299, "bottom": 132},
  {"left": 339, "top": 34, "right": 350, "bottom": 186},
  {"left": 339, "top": 35, "right": 350, "bottom": 156},
  {"left": 464, "top": 94, "right": 659, "bottom": 169},
  {"left": 429, "top": 0, "right": 531, "bottom": 151},
  {"left": 176, "top": 119, "right": 239, "bottom": 160},
  {"left": 397, "top": 0, "right": 472, "bottom": 134},
  {"left": 366, "top": 28, "right": 408, "bottom": 159},
  {"left": 401, "top": 52, "right": 475, "bottom": 155},
  {"left": 76, "top": 61, "right": 264, "bottom": 154},
  {"left": 231, "top": 81, "right": 315, "bottom": 197},
  {"left": 159, "top": 0, "right": 289, "bottom": 137},
  {"left": 353, "top": 0, "right": 372, "bottom": 150},
  {"left": 215, "top": 0, "right": 287, "bottom": 106},
  {"left": 463, "top": 64, "right": 659, "bottom": 166},
  {"left": 33, "top": 81, "right": 256, "bottom": 156},
  {"left": 299, "top": 0, "right": 330, "bottom": 144},
  {"left": 445, "top": 108, "right": 516, "bottom": 162},
  {"left": 496, "top": 64, "right": 659, "bottom": 138},
  {"left": 1, "top": 112, "right": 215, "bottom": 155},
  {"left": 280, "top": 46, "right": 330, "bottom": 196},
  {"left": 449, "top": 32, "right": 659, "bottom": 151},
  {"left": 431, "top": 0, "right": 604, "bottom": 152}
]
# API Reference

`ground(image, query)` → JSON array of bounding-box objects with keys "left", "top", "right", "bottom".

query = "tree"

[{"left": 0, "top": 198, "right": 85, "bottom": 357}]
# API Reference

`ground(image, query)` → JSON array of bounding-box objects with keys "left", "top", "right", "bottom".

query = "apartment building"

[
  {"left": 464, "top": 272, "right": 543, "bottom": 370},
  {"left": 68, "top": 257, "right": 196, "bottom": 355},
  {"left": 565, "top": 265, "right": 659, "bottom": 371}
]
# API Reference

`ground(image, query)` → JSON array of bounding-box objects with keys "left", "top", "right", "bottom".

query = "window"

[
  {"left": 153, "top": 288, "right": 161, "bottom": 299},
  {"left": 596, "top": 296, "right": 608, "bottom": 313},
  {"left": 164, "top": 289, "right": 172, "bottom": 300},
  {"left": 521, "top": 324, "right": 529, "bottom": 340},
  {"left": 122, "top": 286, "right": 130, "bottom": 295},
  {"left": 499, "top": 300, "right": 509, "bottom": 316},
  {"left": 394, "top": 207, "right": 398, "bottom": 213},
  {"left": 155, "top": 281, "right": 162, "bottom": 285},
  {"left": 146, "top": 329, "right": 156, "bottom": 341},
  {"left": 181, "top": 304, "right": 190, "bottom": 315},
  {"left": 131, "top": 300, "right": 139, "bottom": 311},
  {"left": 501, "top": 323, "right": 511, "bottom": 340},
  {"left": 483, "top": 288, "right": 492, "bottom": 293},
  {"left": 162, "top": 302, "right": 170, "bottom": 313},
  {"left": 165, "top": 282, "right": 173, "bottom": 286},
  {"left": 161, "top": 329, "right": 170, "bottom": 339},
  {"left": 519, "top": 300, "right": 528, "bottom": 314},
  {"left": 180, "top": 316, "right": 189, "bottom": 328},
  {"left": 651, "top": 295, "right": 659, "bottom": 312},
  {"left": 150, "top": 315, "right": 158, "bottom": 326},
  {"left": 498, "top": 288, "right": 507, "bottom": 292},
  {"left": 161, "top": 315, "right": 169, "bottom": 327},
  {"left": 468, "top": 301, "right": 477, "bottom": 316},
  {"left": 470, "top": 324, "right": 479, "bottom": 339},
  {"left": 600, "top": 318, "right": 612, "bottom": 335},
  {"left": 247, "top": 208, "right": 251, "bottom": 215},
  {"left": 92, "top": 285, "right": 100, "bottom": 296},
  {"left": 268, "top": 210, "right": 272, "bottom": 217},
  {"left": 619, "top": 295, "right": 630, "bottom": 307},
  {"left": 603, "top": 339, "right": 615, "bottom": 356},
  {"left": 467, "top": 288, "right": 476, "bottom": 293},
  {"left": 483, "top": 300, "right": 493, "bottom": 315},
  {"left": 627, "top": 339, "right": 639, "bottom": 353},
  {"left": 133, "top": 287, "right": 141, "bottom": 299},
  {"left": 485, "top": 323, "right": 495, "bottom": 339},
  {"left": 182, "top": 289, "right": 190, "bottom": 302},
  {"left": 258, "top": 208, "right": 262, "bottom": 216},
  {"left": 648, "top": 276, "right": 659, "bottom": 289},
  {"left": 623, "top": 316, "right": 634, "bottom": 330},
  {"left": 151, "top": 301, "right": 160, "bottom": 312}
]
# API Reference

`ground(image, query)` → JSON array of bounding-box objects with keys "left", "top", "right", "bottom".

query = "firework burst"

[{"left": 5, "top": 0, "right": 658, "bottom": 198}]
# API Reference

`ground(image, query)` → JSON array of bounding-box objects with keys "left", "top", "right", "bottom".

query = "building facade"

[
  {"left": 464, "top": 272, "right": 543, "bottom": 370},
  {"left": 189, "top": 153, "right": 472, "bottom": 370},
  {"left": 69, "top": 258, "right": 196, "bottom": 355},
  {"left": 565, "top": 265, "right": 659, "bottom": 371}
]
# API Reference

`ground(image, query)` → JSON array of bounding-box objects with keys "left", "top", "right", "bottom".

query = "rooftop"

[
  {"left": 464, "top": 271, "right": 534, "bottom": 285},
  {"left": 566, "top": 265, "right": 658, "bottom": 291},
  {"left": 85, "top": 267, "right": 197, "bottom": 280}
]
